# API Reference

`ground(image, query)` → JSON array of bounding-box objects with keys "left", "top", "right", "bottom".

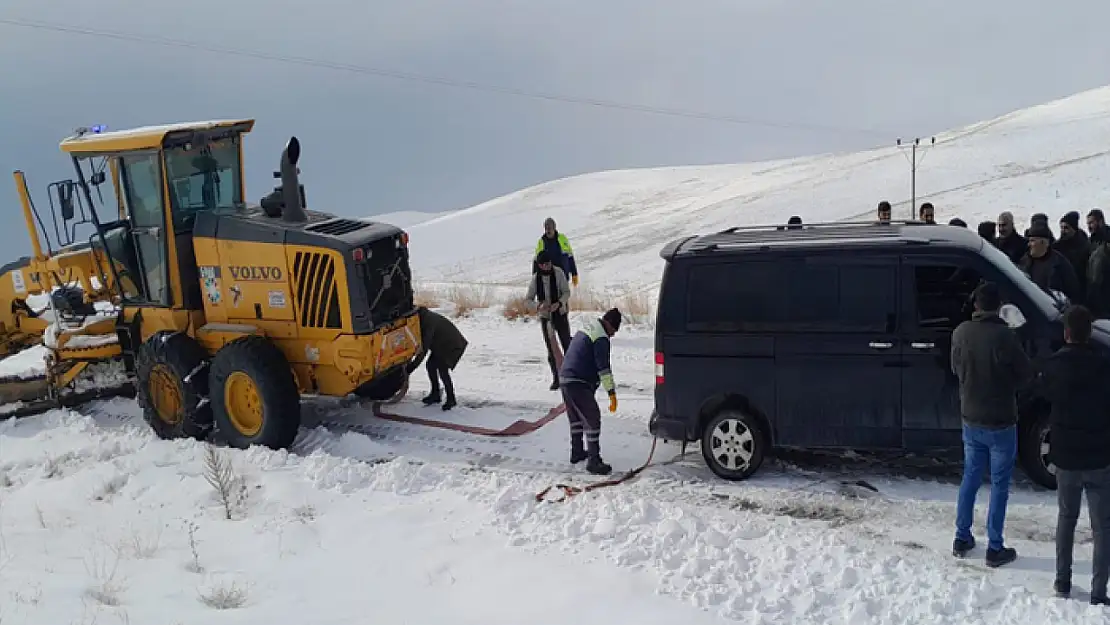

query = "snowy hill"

[{"left": 394, "top": 85, "right": 1110, "bottom": 292}]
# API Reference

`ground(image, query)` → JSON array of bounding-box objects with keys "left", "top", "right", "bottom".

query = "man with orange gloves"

[
  {"left": 558, "top": 308, "right": 622, "bottom": 475},
  {"left": 534, "top": 217, "right": 579, "bottom": 287}
]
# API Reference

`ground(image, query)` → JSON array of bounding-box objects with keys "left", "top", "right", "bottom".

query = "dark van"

[{"left": 649, "top": 220, "right": 1100, "bottom": 489}]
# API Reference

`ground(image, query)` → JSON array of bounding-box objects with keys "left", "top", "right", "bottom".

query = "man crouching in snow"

[
  {"left": 559, "top": 308, "right": 622, "bottom": 475},
  {"left": 406, "top": 306, "right": 468, "bottom": 411}
]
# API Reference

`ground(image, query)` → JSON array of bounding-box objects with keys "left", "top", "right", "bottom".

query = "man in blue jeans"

[{"left": 950, "top": 282, "right": 1034, "bottom": 567}]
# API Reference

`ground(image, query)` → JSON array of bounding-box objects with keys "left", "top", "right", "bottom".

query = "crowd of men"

[{"left": 872, "top": 200, "right": 1110, "bottom": 315}]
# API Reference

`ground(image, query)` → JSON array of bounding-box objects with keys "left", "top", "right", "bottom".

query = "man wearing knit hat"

[
  {"left": 1021, "top": 224, "right": 1080, "bottom": 303},
  {"left": 1055, "top": 211, "right": 1090, "bottom": 293},
  {"left": 558, "top": 308, "right": 622, "bottom": 475}
]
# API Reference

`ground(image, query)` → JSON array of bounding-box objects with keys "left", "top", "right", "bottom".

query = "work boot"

[
  {"left": 570, "top": 437, "right": 587, "bottom": 464},
  {"left": 1091, "top": 596, "right": 1109, "bottom": 606},
  {"left": 1053, "top": 579, "right": 1071, "bottom": 599},
  {"left": 442, "top": 395, "right": 457, "bottom": 411},
  {"left": 422, "top": 391, "right": 441, "bottom": 405},
  {"left": 985, "top": 546, "right": 1017, "bottom": 568},
  {"left": 952, "top": 536, "right": 975, "bottom": 558},
  {"left": 586, "top": 442, "right": 611, "bottom": 475},
  {"left": 586, "top": 456, "right": 612, "bottom": 476}
]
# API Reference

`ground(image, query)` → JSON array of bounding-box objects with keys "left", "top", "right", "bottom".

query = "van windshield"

[{"left": 980, "top": 240, "right": 1061, "bottom": 319}]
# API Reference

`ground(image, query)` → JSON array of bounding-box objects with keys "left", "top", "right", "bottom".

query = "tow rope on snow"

[
  {"left": 370, "top": 402, "right": 565, "bottom": 436},
  {"left": 534, "top": 435, "right": 659, "bottom": 503}
]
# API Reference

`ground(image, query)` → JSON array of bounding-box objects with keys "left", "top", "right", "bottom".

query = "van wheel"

[
  {"left": 701, "top": 410, "right": 766, "bottom": 481},
  {"left": 1020, "top": 413, "right": 1057, "bottom": 490}
]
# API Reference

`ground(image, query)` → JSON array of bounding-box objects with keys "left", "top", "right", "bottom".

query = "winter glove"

[
  {"left": 608, "top": 391, "right": 618, "bottom": 413},
  {"left": 572, "top": 275, "right": 579, "bottom": 287}
]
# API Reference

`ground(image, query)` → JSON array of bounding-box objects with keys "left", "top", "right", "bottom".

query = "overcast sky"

[{"left": 1, "top": 0, "right": 1109, "bottom": 257}]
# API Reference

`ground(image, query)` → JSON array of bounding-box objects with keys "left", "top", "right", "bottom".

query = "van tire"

[
  {"left": 701, "top": 409, "right": 766, "bottom": 481},
  {"left": 1020, "top": 413, "right": 1056, "bottom": 490}
]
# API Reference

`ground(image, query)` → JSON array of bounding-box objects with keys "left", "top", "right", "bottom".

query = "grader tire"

[
  {"left": 208, "top": 335, "right": 300, "bottom": 450},
  {"left": 135, "top": 332, "right": 211, "bottom": 440}
]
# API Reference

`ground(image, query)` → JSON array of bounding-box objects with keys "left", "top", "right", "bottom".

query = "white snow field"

[
  {"left": 397, "top": 84, "right": 1110, "bottom": 294},
  {"left": 4, "top": 86, "right": 1110, "bottom": 624}
]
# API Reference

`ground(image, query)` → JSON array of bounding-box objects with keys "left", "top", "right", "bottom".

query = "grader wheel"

[
  {"left": 135, "top": 332, "right": 211, "bottom": 440},
  {"left": 208, "top": 335, "right": 300, "bottom": 450}
]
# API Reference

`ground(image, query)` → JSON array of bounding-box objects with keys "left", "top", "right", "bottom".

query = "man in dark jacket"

[
  {"left": 995, "top": 211, "right": 1027, "bottom": 265},
  {"left": 1087, "top": 210, "right": 1110, "bottom": 317},
  {"left": 977, "top": 220, "right": 997, "bottom": 245},
  {"left": 1020, "top": 224, "right": 1081, "bottom": 303},
  {"left": 559, "top": 308, "right": 622, "bottom": 476},
  {"left": 919, "top": 202, "right": 936, "bottom": 224},
  {"left": 406, "top": 306, "right": 468, "bottom": 410},
  {"left": 1037, "top": 305, "right": 1110, "bottom": 604},
  {"left": 1025, "top": 213, "right": 1056, "bottom": 244},
  {"left": 1055, "top": 211, "right": 1090, "bottom": 295},
  {"left": 950, "top": 282, "right": 1034, "bottom": 567},
  {"left": 526, "top": 250, "right": 572, "bottom": 390},
  {"left": 876, "top": 200, "right": 892, "bottom": 224}
]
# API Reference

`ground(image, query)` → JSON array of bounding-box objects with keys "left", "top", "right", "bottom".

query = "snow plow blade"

[{"left": 0, "top": 379, "right": 134, "bottom": 420}]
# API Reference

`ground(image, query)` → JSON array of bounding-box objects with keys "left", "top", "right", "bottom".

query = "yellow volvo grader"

[{"left": 2, "top": 119, "right": 423, "bottom": 450}]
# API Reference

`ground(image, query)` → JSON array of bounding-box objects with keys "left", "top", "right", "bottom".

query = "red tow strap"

[
  {"left": 534, "top": 436, "right": 658, "bottom": 502},
  {"left": 371, "top": 402, "right": 565, "bottom": 436}
]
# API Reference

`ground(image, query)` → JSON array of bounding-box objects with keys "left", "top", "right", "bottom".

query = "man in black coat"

[
  {"left": 1021, "top": 224, "right": 1081, "bottom": 303},
  {"left": 1055, "top": 211, "right": 1090, "bottom": 296},
  {"left": 1087, "top": 210, "right": 1110, "bottom": 317},
  {"left": 1037, "top": 305, "right": 1110, "bottom": 604},
  {"left": 995, "top": 211, "right": 1027, "bottom": 265},
  {"left": 406, "top": 306, "right": 468, "bottom": 410}
]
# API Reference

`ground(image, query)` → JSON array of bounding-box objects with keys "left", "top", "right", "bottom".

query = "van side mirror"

[{"left": 999, "top": 303, "right": 1026, "bottom": 329}]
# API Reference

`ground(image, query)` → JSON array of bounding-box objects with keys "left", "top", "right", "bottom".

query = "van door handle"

[
  {"left": 910, "top": 342, "right": 936, "bottom": 350},
  {"left": 869, "top": 341, "right": 894, "bottom": 349}
]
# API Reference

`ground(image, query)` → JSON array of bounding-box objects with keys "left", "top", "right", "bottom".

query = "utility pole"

[{"left": 896, "top": 136, "right": 936, "bottom": 220}]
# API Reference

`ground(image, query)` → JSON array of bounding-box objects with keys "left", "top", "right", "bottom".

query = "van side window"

[
  {"left": 912, "top": 264, "right": 981, "bottom": 330},
  {"left": 786, "top": 261, "right": 896, "bottom": 332},
  {"left": 686, "top": 261, "right": 784, "bottom": 332},
  {"left": 684, "top": 259, "right": 895, "bottom": 333}
]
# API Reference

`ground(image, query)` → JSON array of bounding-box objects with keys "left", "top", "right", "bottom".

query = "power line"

[{"left": 0, "top": 16, "right": 895, "bottom": 138}]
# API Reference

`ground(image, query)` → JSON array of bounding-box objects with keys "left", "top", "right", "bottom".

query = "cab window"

[{"left": 163, "top": 137, "right": 242, "bottom": 229}]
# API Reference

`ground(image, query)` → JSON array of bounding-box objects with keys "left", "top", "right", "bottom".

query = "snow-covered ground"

[
  {"left": 4, "top": 86, "right": 1110, "bottom": 623},
  {"left": 390, "top": 84, "right": 1110, "bottom": 292},
  {"left": 1, "top": 311, "right": 1107, "bottom": 624}
]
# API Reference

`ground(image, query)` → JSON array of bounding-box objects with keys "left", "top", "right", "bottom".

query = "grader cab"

[{"left": 1, "top": 120, "right": 423, "bottom": 449}]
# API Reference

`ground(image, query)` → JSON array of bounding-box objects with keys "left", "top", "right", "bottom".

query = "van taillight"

[{"left": 654, "top": 352, "right": 664, "bottom": 385}]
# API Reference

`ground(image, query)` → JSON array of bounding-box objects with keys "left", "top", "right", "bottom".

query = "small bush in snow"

[
  {"left": 202, "top": 445, "right": 247, "bottom": 520},
  {"left": 414, "top": 287, "right": 440, "bottom": 308},
  {"left": 184, "top": 520, "right": 203, "bottom": 573},
  {"left": 445, "top": 283, "right": 494, "bottom": 317},
  {"left": 83, "top": 549, "right": 126, "bottom": 607},
  {"left": 501, "top": 296, "right": 534, "bottom": 321},
  {"left": 198, "top": 580, "right": 249, "bottom": 610},
  {"left": 93, "top": 473, "right": 129, "bottom": 502}
]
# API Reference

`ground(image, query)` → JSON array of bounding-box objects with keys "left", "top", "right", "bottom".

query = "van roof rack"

[{"left": 662, "top": 218, "right": 977, "bottom": 258}]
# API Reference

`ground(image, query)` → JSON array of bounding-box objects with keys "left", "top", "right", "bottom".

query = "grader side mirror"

[{"left": 55, "top": 180, "right": 76, "bottom": 221}]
